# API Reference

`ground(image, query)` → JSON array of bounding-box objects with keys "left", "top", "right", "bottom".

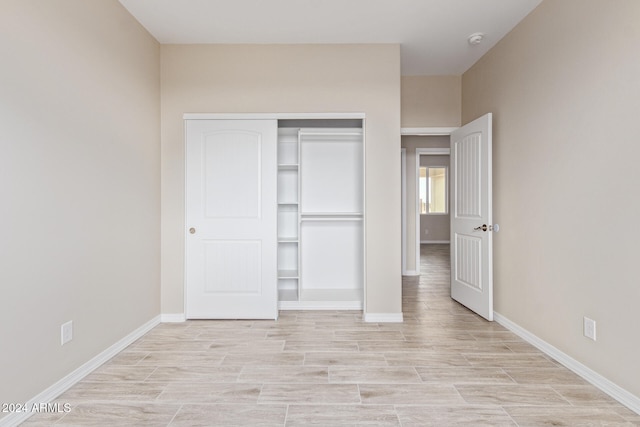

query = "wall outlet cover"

[
  {"left": 61, "top": 321, "right": 73, "bottom": 345},
  {"left": 583, "top": 317, "right": 596, "bottom": 341}
]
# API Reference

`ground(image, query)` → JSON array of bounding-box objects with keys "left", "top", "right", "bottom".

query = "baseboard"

[
  {"left": 420, "top": 240, "right": 450, "bottom": 244},
  {"left": 161, "top": 313, "right": 186, "bottom": 322},
  {"left": 402, "top": 270, "right": 420, "bottom": 277},
  {"left": 494, "top": 312, "right": 640, "bottom": 415},
  {"left": 363, "top": 312, "right": 404, "bottom": 323},
  {"left": 0, "top": 315, "right": 161, "bottom": 427}
]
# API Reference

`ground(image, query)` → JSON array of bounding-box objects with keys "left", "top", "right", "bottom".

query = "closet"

[
  {"left": 277, "top": 122, "right": 364, "bottom": 310},
  {"left": 185, "top": 115, "right": 364, "bottom": 319}
]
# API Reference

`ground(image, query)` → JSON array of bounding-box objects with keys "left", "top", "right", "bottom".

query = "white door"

[
  {"left": 185, "top": 119, "right": 278, "bottom": 319},
  {"left": 450, "top": 113, "right": 493, "bottom": 321}
]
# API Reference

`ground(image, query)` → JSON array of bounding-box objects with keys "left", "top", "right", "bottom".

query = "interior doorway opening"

[
  {"left": 401, "top": 133, "right": 451, "bottom": 278},
  {"left": 400, "top": 132, "right": 453, "bottom": 316},
  {"left": 402, "top": 114, "right": 494, "bottom": 320}
]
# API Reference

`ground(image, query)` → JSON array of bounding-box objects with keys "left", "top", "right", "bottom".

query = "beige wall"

[
  {"left": 463, "top": 0, "right": 640, "bottom": 397},
  {"left": 401, "top": 75, "right": 461, "bottom": 127},
  {"left": 0, "top": 0, "right": 160, "bottom": 409},
  {"left": 401, "top": 136, "right": 449, "bottom": 273},
  {"left": 161, "top": 44, "right": 402, "bottom": 315}
]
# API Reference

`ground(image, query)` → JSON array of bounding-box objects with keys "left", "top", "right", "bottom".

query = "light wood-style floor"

[{"left": 23, "top": 245, "right": 640, "bottom": 426}]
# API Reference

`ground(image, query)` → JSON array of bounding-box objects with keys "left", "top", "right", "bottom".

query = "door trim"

[
  {"left": 401, "top": 148, "right": 408, "bottom": 275},
  {"left": 184, "top": 112, "right": 366, "bottom": 120}
]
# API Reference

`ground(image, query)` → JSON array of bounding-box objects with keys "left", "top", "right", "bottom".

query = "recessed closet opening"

[
  {"left": 277, "top": 118, "right": 365, "bottom": 311},
  {"left": 185, "top": 114, "right": 366, "bottom": 319}
]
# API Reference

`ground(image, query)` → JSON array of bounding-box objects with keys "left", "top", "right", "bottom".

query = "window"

[{"left": 419, "top": 166, "right": 448, "bottom": 214}]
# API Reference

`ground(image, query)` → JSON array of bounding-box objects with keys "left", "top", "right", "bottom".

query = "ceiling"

[{"left": 118, "top": 0, "right": 542, "bottom": 76}]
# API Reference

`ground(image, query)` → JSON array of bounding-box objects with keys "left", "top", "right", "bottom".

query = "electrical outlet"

[
  {"left": 583, "top": 317, "right": 596, "bottom": 341},
  {"left": 61, "top": 321, "right": 73, "bottom": 346}
]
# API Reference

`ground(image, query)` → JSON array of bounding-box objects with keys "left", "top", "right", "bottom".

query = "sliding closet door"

[{"left": 185, "top": 119, "right": 278, "bottom": 319}]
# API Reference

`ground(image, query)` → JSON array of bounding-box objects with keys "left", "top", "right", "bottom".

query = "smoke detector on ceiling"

[{"left": 468, "top": 33, "right": 485, "bottom": 45}]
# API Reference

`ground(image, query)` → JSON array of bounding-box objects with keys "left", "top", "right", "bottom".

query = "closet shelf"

[
  {"left": 278, "top": 237, "right": 299, "bottom": 243},
  {"left": 278, "top": 269, "right": 299, "bottom": 279},
  {"left": 278, "top": 289, "right": 298, "bottom": 302},
  {"left": 278, "top": 164, "right": 299, "bottom": 170},
  {"left": 300, "top": 212, "right": 363, "bottom": 221},
  {"left": 301, "top": 217, "right": 362, "bottom": 222},
  {"left": 299, "top": 289, "right": 363, "bottom": 303},
  {"left": 301, "top": 212, "right": 363, "bottom": 216}
]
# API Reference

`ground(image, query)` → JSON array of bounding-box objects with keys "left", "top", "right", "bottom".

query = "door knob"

[
  {"left": 189, "top": 227, "right": 196, "bottom": 234},
  {"left": 473, "top": 224, "right": 489, "bottom": 232}
]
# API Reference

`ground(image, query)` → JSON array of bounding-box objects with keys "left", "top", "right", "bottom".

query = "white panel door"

[
  {"left": 450, "top": 113, "right": 493, "bottom": 321},
  {"left": 185, "top": 119, "right": 278, "bottom": 319}
]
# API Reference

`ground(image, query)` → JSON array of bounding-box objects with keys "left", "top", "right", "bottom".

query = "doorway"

[
  {"left": 400, "top": 132, "right": 452, "bottom": 277},
  {"left": 415, "top": 148, "right": 451, "bottom": 296},
  {"left": 401, "top": 132, "right": 453, "bottom": 318},
  {"left": 401, "top": 114, "right": 494, "bottom": 320}
]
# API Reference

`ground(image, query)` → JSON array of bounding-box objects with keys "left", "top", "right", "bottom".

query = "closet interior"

[{"left": 276, "top": 119, "right": 364, "bottom": 310}]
